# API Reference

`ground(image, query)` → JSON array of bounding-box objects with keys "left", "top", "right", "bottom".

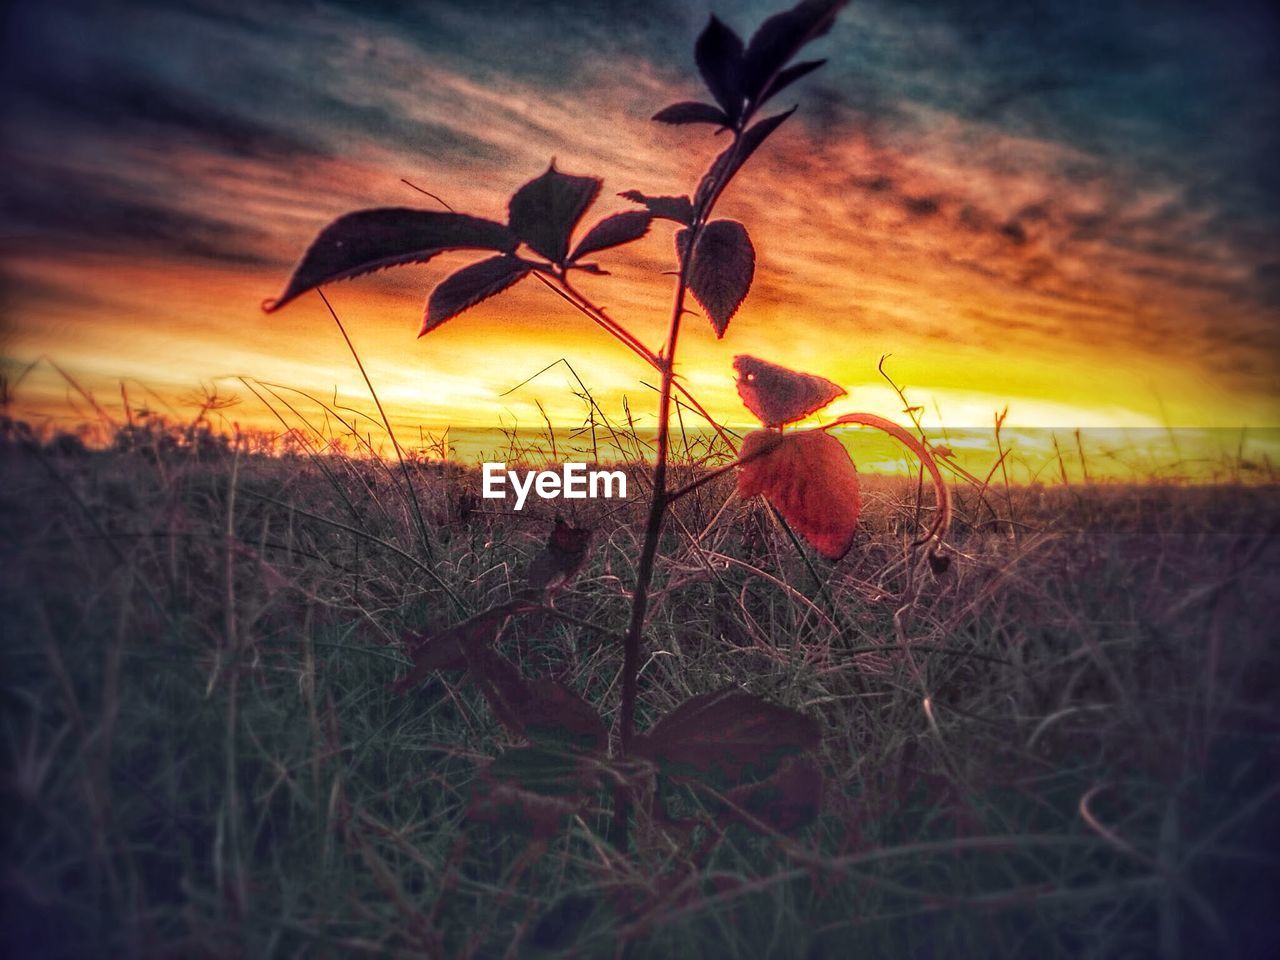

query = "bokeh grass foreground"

[{"left": 2, "top": 425, "right": 1278, "bottom": 958}]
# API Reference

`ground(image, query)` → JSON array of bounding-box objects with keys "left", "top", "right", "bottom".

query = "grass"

[{"left": 2, "top": 426, "right": 1278, "bottom": 958}]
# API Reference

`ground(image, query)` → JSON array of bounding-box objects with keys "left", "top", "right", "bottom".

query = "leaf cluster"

[
  {"left": 267, "top": 0, "right": 877, "bottom": 856},
  {"left": 390, "top": 525, "right": 824, "bottom": 843}
]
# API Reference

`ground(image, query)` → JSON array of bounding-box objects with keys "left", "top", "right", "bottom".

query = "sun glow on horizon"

[{"left": 2, "top": 1, "right": 1276, "bottom": 472}]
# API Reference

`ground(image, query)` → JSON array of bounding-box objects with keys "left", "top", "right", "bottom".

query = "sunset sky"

[{"left": 2, "top": 0, "right": 1278, "bottom": 459}]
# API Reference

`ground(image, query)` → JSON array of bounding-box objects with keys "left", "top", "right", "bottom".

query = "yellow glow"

[{"left": 4, "top": 56, "right": 1276, "bottom": 476}]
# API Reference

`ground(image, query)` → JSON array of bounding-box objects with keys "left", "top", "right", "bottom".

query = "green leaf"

[
  {"left": 687, "top": 219, "right": 755, "bottom": 337},
  {"left": 651, "top": 101, "right": 731, "bottom": 126},
  {"left": 507, "top": 163, "right": 601, "bottom": 264},
  {"left": 633, "top": 687, "right": 820, "bottom": 788},
  {"left": 568, "top": 211, "right": 652, "bottom": 262},
  {"left": 265, "top": 208, "right": 517, "bottom": 312},
  {"left": 619, "top": 190, "right": 694, "bottom": 225},
  {"left": 421, "top": 255, "right": 531, "bottom": 334},
  {"left": 695, "top": 15, "right": 745, "bottom": 122}
]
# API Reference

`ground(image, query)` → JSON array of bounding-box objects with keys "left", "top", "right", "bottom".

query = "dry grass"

[{"left": 2, "top": 430, "right": 1278, "bottom": 958}]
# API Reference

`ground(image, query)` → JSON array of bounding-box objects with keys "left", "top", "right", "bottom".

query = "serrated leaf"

[
  {"left": 388, "top": 599, "right": 535, "bottom": 695},
  {"left": 488, "top": 746, "right": 602, "bottom": 795},
  {"left": 734, "top": 354, "right": 846, "bottom": 427},
  {"left": 508, "top": 163, "right": 601, "bottom": 264},
  {"left": 265, "top": 208, "right": 517, "bottom": 312},
  {"left": 633, "top": 688, "right": 820, "bottom": 788},
  {"left": 743, "top": 0, "right": 848, "bottom": 101},
  {"left": 724, "top": 756, "right": 823, "bottom": 834},
  {"left": 463, "top": 642, "right": 607, "bottom": 751},
  {"left": 738, "top": 107, "right": 798, "bottom": 167},
  {"left": 421, "top": 255, "right": 531, "bottom": 334},
  {"left": 397, "top": 601, "right": 607, "bottom": 752},
  {"left": 687, "top": 219, "right": 755, "bottom": 337},
  {"left": 521, "top": 680, "right": 608, "bottom": 751},
  {"left": 695, "top": 15, "right": 745, "bottom": 121},
  {"left": 674, "top": 227, "right": 691, "bottom": 268},
  {"left": 460, "top": 641, "right": 536, "bottom": 735},
  {"left": 736, "top": 428, "right": 861, "bottom": 561},
  {"left": 651, "top": 101, "right": 731, "bottom": 126},
  {"left": 694, "top": 108, "right": 795, "bottom": 213},
  {"left": 468, "top": 746, "right": 599, "bottom": 839},
  {"left": 759, "top": 58, "right": 826, "bottom": 105},
  {"left": 568, "top": 211, "right": 652, "bottom": 262},
  {"left": 619, "top": 190, "right": 694, "bottom": 225}
]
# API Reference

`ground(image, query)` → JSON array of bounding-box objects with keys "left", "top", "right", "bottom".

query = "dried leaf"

[
  {"left": 736, "top": 428, "right": 861, "bottom": 561},
  {"left": 651, "top": 101, "right": 730, "bottom": 126},
  {"left": 734, "top": 354, "right": 846, "bottom": 427},
  {"left": 619, "top": 190, "right": 695, "bottom": 226},
  {"left": 695, "top": 15, "right": 745, "bottom": 122},
  {"left": 392, "top": 599, "right": 606, "bottom": 748},
  {"left": 421, "top": 255, "right": 530, "bottom": 334},
  {"left": 687, "top": 220, "right": 755, "bottom": 337},
  {"left": 265, "top": 208, "right": 516, "bottom": 312},
  {"left": 743, "top": 0, "right": 848, "bottom": 101},
  {"left": 633, "top": 687, "right": 820, "bottom": 788},
  {"left": 526, "top": 517, "right": 593, "bottom": 595},
  {"left": 508, "top": 163, "right": 602, "bottom": 264},
  {"left": 568, "top": 211, "right": 652, "bottom": 262}
]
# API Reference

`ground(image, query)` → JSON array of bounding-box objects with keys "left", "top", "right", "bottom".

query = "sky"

[{"left": 2, "top": 0, "right": 1278, "bottom": 459}]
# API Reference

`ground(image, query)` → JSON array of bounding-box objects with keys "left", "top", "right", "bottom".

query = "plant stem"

[
  {"left": 534, "top": 271, "right": 738, "bottom": 453},
  {"left": 533, "top": 272, "right": 659, "bottom": 367},
  {"left": 610, "top": 243, "right": 693, "bottom": 849},
  {"left": 621, "top": 294, "right": 685, "bottom": 750},
  {"left": 609, "top": 127, "right": 755, "bottom": 847}
]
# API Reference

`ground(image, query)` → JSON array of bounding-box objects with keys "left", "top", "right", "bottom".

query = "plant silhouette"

[{"left": 268, "top": 0, "right": 949, "bottom": 856}]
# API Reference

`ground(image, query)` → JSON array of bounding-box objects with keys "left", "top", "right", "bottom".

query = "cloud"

[{"left": 1, "top": 0, "right": 1276, "bottom": 432}]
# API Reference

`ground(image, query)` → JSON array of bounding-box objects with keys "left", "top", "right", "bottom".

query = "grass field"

[{"left": 2, "top": 430, "right": 1278, "bottom": 958}]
